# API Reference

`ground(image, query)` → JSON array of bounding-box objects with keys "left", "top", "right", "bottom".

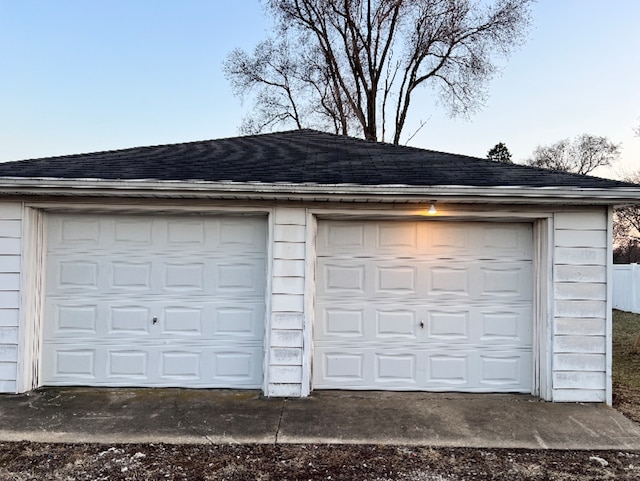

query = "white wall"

[
  {"left": 267, "top": 207, "right": 307, "bottom": 397},
  {"left": 552, "top": 210, "right": 608, "bottom": 403},
  {"left": 0, "top": 203, "right": 22, "bottom": 393},
  {"left": 613, "top": 264, "right": 640, "bottom": 313}
]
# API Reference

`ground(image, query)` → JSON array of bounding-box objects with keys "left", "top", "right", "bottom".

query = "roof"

[{"left": 0, "top": 129, "right": 634, "bottom": 189}]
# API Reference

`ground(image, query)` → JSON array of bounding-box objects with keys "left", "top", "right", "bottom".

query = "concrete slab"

[
  {"left": 0, "top": 388, "right": 283, "bottom": 444},
  {"left": 278, "top": 391, "right": 640, "bottom": 450},
  {"left": 0, "top": 388, "right": 639, "bottom": 449}
]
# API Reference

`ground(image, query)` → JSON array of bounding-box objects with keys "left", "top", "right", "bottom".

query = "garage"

[
  {"left": 313, "top": 219, "right": 534, "bottom": 392},
  {"left": 0, "top": 129, "right": 632, "bottom": 401},
  {"left": 41, "top": 213, "right": 267, "bottom": 388}
]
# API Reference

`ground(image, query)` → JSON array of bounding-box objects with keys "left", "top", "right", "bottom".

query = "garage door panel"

[
  {"left": 479, "top": 264, "right": 532, "bottom": 299},
  {"left": 43, "top": 213, "right": 266, "bottom": 388},
  {"left": 478, "top": 309, "right": 532, "bottom": 344},
  {"left": 427, "top": 306, "right": 532, "bottom": 346},
  {"left": 45, "top": 303, "right": 100, "bottom": 336},
  {"left": 479, "top": 354, "right": 530, "bottom": 387},
  {"left": 377, "top": 265, "right": 418, "bottom": 294},
  {"left": 317, "top": 222, "right": 367, "bottom": 253},
  {"left": 316, "top": 301, "right": 532, "bottom": 346},
  {"left": 218, "top": 219, "right": 267, "bottom": 251},
  {"left": 42, "top": 343, "right": 263, "bottom": 387},
  {"left": 316, "top": 303, "right": 418, "bottom": 341},
  {"left": 114, "top": 219, "right": 154, "bottom": 245},
  {"left": 211, "top": 351, "right": 260, "bottom": 382},
  {"left": 428, "top": 354, "right": 468, "bottom": 385},
  {"left": 48, "top": 217, "right": 102, "bottom": 248},
  {"left": 428, "top": 265, "right": 470, "bottom": 296},
  {"left": 427, "top": 352, "right": 532, "bottom": 389},
  {"left": 47, "top": 258, "right": 100, "bottom": 291},
  {"left": 478, "top": 224, "right": 533, "bottom": 257},
  {"left": 319, "top": 307, "right": 366, "bottom": 338},
  {"left": 318, "top": 306, "right": 421, "bottom": 340},
  {"left": 47, "top": 348, "right": 98, "bottom": 379},
  {"left": 314, "top": 346, "right": 532, "bottom": 392},
  {"left": 318, "top": 351, "right": 365, "bottom": 383},
  {"left": 111, "top": 260, "right": 153, "bottom": 290},
  {"left": 426, "top": 224, "right": 472, "bottom": 254},
  {"left": 47, "top": 255, "right": 265, "bottom": 297},
  {"left": 376, "top": 353, "right": 418, "bottom": 383},
  {"left": 215, "top": 260, "right": 266, "bottom": 293},
  {"left": 109, "top": 305, "right": 153, "bottom": 335},
  {"left": 211, "top": 303, "right": 265, "bottom": 338},
  {"left": 315, "top": 220, "right": 533, "bottom": 393},
  {"left": 45, "top": 298, "right": 265, "bottom": 341},
  {"left": 427, "top": 223, "right": 533, "bottom": 257},
  {"left": 427, "top": 261, "right": 532, "bottom": 300},
  {"left": 427, "top": 310, "right": 469, "bottom": 340},
  {"left": 317, "top": 258, "right": 532, "bottom": 301},
  {"left": 110, "top": 350, "right": 149, "bottom": 379},
  {"left": 318, "top": 262, "right": 366, "bottom": 295},
  {"left": 375, "top": 222, "right": 420, "bottom": 253},
  {"left": 46, "top": 254, "right": 265, "bottom": 297},
  {"left": 48, "top": 215, "right": 267, "bottom": 254},
  {"left": 162, "top": 262, "right": 205, "bottom": 291},
  {"left": 376, "top": 309, "right": 419, "bottom": 338},
  {"left": 160, "top": 350, "right": 201, "bottom": 379},
  {"left": 317, "top": 221, "right": 533, "bottom": 259}
]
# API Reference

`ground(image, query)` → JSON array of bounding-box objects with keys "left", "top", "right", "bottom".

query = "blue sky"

[{"left": 1, "top": 1, "right": 639, "bottom": 178}]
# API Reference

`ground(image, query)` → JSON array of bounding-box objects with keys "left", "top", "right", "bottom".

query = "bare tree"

[
  {"left": 614, "top": 169, "right": 640, "bottom": 262},
  {"left": 224, "top": 0, "right": 533, "bottom": 143},
  {"left": 487, "top": 142, "right": 512, "bottom": 163},
  {"left": 614, "top": 167, "right": 640, "bottom": 350},
  {"left": 613, "top": 125, "right": 640, "bottom": 352},
  {"left": 525, "top": 134, "right": 621, "bottom": 175}
]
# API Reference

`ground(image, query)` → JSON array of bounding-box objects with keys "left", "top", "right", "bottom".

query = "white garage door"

[
  {"left": 42, "top": 213, "right": 266, "bottom": 388},
  {"left": 314, "top": 220, "right": 533, "bottom": 392}
]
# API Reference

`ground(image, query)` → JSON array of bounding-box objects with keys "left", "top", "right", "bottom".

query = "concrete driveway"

[{"left": 0, "top": 388, "right": 639, "bottom": 450}]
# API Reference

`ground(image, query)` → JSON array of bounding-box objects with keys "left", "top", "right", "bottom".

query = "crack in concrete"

[{"left": 274, "top": 398, "right": 287, "bottom": 445}]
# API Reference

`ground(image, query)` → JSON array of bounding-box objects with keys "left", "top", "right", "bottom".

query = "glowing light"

[{"left": 428, "top": 202, "right": 437, "bottom": 215}]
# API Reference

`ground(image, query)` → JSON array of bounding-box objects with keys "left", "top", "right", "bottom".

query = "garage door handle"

[
  {"left": 419, "top": 321, "right": 424, "bottom": 329},
  {"left": 152, "top": 316, "right": 158, "bottom": 325}
]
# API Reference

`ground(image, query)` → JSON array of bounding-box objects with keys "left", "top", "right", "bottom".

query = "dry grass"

[{"left": 612, "top": 309, "right": 640, "bottom": 422}]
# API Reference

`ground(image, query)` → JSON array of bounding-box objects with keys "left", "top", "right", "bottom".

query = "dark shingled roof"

[{"left": 0, "top": 129, "right": 633, "bottom": 188}]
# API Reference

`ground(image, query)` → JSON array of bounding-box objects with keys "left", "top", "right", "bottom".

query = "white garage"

[
  {"left": 313, "top": 219, "right": 534, "bottom": 392},
  {"left": 41, "top": 213, "right": 267, "bottom": 388},
  {"left": 0, "top": 129, "right": 638, "bottom": 402}
]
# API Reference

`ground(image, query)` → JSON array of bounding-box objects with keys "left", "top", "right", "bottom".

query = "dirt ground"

[
  {"left": 1, "top": 310, "right": 640, "bottom": 480},
  {"left": 0, "top": 442, "right": 638, "bottom": 481}
]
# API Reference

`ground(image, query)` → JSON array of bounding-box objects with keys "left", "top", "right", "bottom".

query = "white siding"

[
  {"left": 0, "top": 203, "right": 22, "bottom": 393},
  {"left": 552, "top": 210, "right": 608, "bottom": 402},
  {"left": 267, "top": 207, "right": 306, "bottom": 396}
]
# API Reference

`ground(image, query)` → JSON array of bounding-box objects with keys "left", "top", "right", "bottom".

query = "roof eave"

[{"left": 0, "top": 177, "right": 639, "bottom": 205}]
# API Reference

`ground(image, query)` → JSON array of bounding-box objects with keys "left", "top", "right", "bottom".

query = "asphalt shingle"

[{"left": 0, "top": 129, "right": 633, "bottom": 189}]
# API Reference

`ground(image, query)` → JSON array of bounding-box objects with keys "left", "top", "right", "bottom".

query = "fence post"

[{"left": 633, "top": 264, "right": 640, "bottom": 314}]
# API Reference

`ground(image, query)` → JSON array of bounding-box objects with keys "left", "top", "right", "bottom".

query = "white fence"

[{"left": 613, "top": 264, "right": 640, "bottom": 313}]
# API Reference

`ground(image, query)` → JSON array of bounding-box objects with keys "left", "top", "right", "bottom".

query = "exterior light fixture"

[{"left": 428, "top": 202, "right": 437, "bottom": 215}]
